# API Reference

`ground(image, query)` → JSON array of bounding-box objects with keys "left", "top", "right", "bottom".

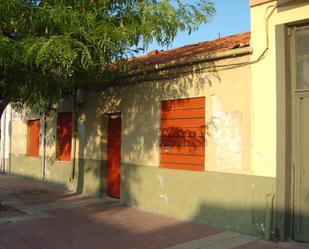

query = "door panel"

[
  {"left": 294, "top": 95, "right": 309, "bottom": 242},
  {"left": 291, "top": 26, "right": 309, "bottom": 242},
  {"left": 107, "top": 116, "right": 121, "bottom": 199}
]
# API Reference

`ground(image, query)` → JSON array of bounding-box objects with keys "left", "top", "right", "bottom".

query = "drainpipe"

[
  {"left": 265, "top": 193, "right": 275, "bottom": 240},
  {"left": 1, "top": 108, "right": 6, "bottom": 174},
  {"left": 42, "top": 112, "right": 47, "bottom": 180}
]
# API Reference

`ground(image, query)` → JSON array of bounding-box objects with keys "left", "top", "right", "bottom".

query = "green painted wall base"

[
  {"left": 11, "top": 154, "right": 43, "bottom": 180},
  {"left": 10, "top": 154, "right": 107, "bottom": 197},
  {"left": 76, "top": 159, "right": 107, "bottom": 196},
  {"left": 9, "top": 155, "right": 276, "bottom": 237},
  {"left": 121, "top": 163, "right": 276, "bottom": 237}
]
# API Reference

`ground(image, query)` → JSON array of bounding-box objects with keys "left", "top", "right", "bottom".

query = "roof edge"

[
  {"left": 109, "top": 46, "right": 253, "bottom": 86},
  {"left": 250, "top": 0, "right": 276, "bottom": 7},
  {"left": 128, "top": 46, "right": 252, "bottom": 77}
]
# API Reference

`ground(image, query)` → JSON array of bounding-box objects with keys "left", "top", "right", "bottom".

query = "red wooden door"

[
  {"left": 28, "top": 119, "right": 40, "bottom": 157},
  {"left": 107, "top": 116, "right": 121, "bottom": 199},
  {"left": 57, "top": 112, "right": 72, "bottom": 161}
]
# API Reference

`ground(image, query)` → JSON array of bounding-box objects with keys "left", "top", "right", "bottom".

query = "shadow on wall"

[
  {"left": 45, "top": 113, "right": 57, "bottom": 165},
  {"left": 192, "top": 201, "right": 267, "bottom": 236},
  {"left": 277, "top": 0, "right": 308, "bottom": 13},
  {"left": 95, "top": 60, "right": 219, "bottom": 159},
  {"left": 73, "top": 59, "right": 219, "bottom": 198},
  {"left": 74, "top": 114, "right": 109, "bottom": 196}
]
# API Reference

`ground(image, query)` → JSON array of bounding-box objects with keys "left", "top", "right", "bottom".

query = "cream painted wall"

[
  {"left": 80, "top": 55, "right": 252, "bottom": 175},
  {"left": 250, "top": 1, "right": 309, "bottom": 177}
]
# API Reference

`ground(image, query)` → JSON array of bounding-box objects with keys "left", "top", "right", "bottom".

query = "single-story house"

[{"left": 1, "top": 0, "right": 309, "bottom": 242}]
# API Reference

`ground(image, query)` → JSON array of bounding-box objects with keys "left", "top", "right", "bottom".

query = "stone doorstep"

[{"left": 0, "top": 197, "right": 120, "bottom": 224}]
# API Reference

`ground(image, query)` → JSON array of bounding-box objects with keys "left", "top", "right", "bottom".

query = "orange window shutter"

[
  {"left": 160, "top": 97, "right": 205, "bottom": 171},
  {"left": 57, "top": 112, "right": 72, "bottom": 161},
  {"left": 28, "top": 119, "right": 40, "bottom": 157}
]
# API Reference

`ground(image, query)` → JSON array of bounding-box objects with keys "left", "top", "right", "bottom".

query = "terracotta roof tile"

[{"left": 129, "top": 32, "right": 251, "bottom": 67}]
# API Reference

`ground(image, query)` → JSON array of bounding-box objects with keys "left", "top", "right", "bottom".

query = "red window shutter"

[
  {"left": 160, "top": 97, "right": 205, "bottom": 171},
  {"left": 28, "top": 119, "right": 40, "bottom": 157},
  {"left": 57, "top": 112, "right": 72, "bottom": 161}
]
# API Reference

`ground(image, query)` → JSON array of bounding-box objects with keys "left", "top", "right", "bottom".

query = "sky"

[{"left": 142, "top": 0, "right": 251, "bottom": 54}]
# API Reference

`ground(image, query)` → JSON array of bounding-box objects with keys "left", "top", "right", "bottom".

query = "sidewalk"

[{"left": 0, "top": 174, "right": 308, "bottom": 249}]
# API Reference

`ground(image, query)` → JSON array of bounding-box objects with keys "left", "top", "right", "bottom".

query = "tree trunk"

[
  {"left": 0, "top": 105, "right": 7, "bottom": 119},
  {"left": 0, "top": 97, "right": 10, "bottom": 177},
  {"left": 0, "top": 97, "right": 10, "bottom": 119}
]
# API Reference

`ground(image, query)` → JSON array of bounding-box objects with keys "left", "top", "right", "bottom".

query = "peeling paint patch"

[
  {"left": 156, "top": 175, "right": 168, "bottom": 203},
  {"left": 256, "top": 151, "right": 268, "bottom": 159},
  {"left": 211, "top": 95, "right": 243, "bottom": 170},
  {"left": 156, "top": 175, "right": 164, "bottom": 189},
  {"left": 159, "top": 194, "right": 168, "bottom": 203}
]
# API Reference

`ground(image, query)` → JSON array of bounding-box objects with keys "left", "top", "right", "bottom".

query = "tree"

[{"left": 0, "top": 0, "right": 214, "bottom": 116}]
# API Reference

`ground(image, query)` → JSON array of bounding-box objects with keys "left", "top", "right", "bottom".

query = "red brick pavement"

[{"left": 0, "top": 175, "right": 221, "bottom": 249}]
